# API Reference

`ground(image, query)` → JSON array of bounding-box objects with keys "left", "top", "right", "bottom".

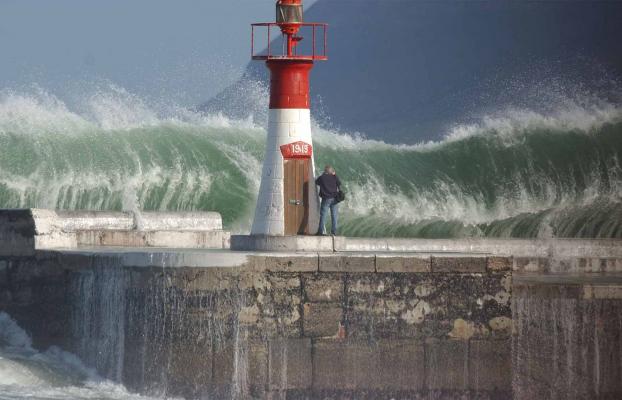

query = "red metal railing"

[{"left": 251, "top": 22, "right": 328, "bottom": 61}]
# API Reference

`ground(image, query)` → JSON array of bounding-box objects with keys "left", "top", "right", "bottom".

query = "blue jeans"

[{"left": 318, "top": 197, "right": 339, "bottom": 235}]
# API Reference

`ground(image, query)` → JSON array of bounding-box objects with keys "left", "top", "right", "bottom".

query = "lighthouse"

[{"left": 250, "top": 0, "right": 327, "bottom": 236}]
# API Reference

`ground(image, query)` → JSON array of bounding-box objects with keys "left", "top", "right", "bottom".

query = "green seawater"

[{"left": 1, "top": 89, "right": 621, "bottom": 238}]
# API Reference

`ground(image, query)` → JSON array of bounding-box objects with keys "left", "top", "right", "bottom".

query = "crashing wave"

[{"left": 0, "top": 85, "right": 621, "bottom": 238}]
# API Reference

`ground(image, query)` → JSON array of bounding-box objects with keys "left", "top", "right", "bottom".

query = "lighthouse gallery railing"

[{"left": 251, "top": 22, "right": 328, "bottom": 61}]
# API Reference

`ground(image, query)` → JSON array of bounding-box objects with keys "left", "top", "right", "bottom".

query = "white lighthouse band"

[{"left": 251, "top": 108, "right": 320, "bottom": 236}]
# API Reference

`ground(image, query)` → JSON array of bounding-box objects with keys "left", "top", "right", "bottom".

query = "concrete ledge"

[
  {"left": 0, "top": 209, "right": 76, "bottom": 256},
  {"left": 56, "top": 211, "right": 134, "bottom": 231},
  {"left": 230, "top": 235, "right": 333, "bottom": 252},
  {"left": 0, "top": 209, "right": 228, "bottom": 254},
  {"left": 76, "top": 230, "right": 230, "bottom": 249},
  {"left": 319, "top": 254, "right": 376, "bottom": 272},
  {"left": 136, "top": 211, "right": 222, "bottom": 231},
  {"left": 57, "top": 210, "right": 223, "bottom": 232},
  {"left": 249, "top": 254, "right": 319, "bottom": 272},
  {"left": 514, "top": 274, "right": 622, "bottom": 300},
  {"left": 432, "top": 256, "right": 487, "bottom": 273},
  {"left": 334, "top": 237, "right": 622, "bottom": 258},
  {"left": 515, "top": 256, "right": 622, "bottom": 273},
  {"left": 376, "top": 254, "right": 431, "bottom": 273},
  {"left": 52, "top": 248, "right": 512, "bottom": 273}
]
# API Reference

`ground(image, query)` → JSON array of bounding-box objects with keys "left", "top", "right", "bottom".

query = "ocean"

[
  {"left": 1, "top": 85, "right": 621, "bottom": 239},
  {"left": 0, "top": 311, "right": 170, "bottom": 400}
]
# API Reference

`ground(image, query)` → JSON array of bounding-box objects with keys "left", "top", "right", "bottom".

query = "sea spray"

[{"left": 0, "top": 311, "right": 164, "bottom": 400}]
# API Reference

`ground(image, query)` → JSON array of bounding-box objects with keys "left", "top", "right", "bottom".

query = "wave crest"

[{"left": 0, "top": 85, "right": 621, "bottom": 238}]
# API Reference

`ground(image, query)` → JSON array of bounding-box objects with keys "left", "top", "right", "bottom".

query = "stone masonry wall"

[{"left": 0, "top": 252, "right": 512, "bottom": 399}]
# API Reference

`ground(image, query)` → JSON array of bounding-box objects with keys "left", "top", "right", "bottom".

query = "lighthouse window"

[{"left": 276, "top": 4, "right": 303, "bottom": 23}]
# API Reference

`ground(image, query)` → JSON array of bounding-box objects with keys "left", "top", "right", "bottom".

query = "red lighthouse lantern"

[{"left": 250, "top": 0, "right": 327, "bottom": 236}]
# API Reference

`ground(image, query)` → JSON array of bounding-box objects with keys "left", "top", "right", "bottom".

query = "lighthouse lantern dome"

[{"left": 276, "top": 0, "right": 303, "bottom": 24}]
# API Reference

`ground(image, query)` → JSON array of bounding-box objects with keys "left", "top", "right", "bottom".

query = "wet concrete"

[
  {"left": 513, "top": 274, "right": 622, "bottom": 399},
  {"left": 0, "top": 248, "right": 512, "bottom": 399},
  {"left": 1, "top": 210, "right": 622, "bottom": 398}
]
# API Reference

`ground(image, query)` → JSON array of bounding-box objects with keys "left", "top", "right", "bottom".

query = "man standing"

[{"left": 315, "top": 165, "right": 341, "bottom": 236}]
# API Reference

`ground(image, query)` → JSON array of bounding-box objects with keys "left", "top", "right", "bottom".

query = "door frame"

[{"left": 283, "top": 157, "right": 311, "bottom": 236}]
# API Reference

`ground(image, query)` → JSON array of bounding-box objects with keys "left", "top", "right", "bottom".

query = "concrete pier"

[
  {"left": 233, "top": 234, "right": 622, "bottom": 258},
  {"left": 513, "top": 274, "right": 622, "bottom": 399},
  {"left": 0, "top": 247, "right": 512, "bottom": 399},
  {"left": 1, "top": 209, "right": 622, "bottom": 398}
]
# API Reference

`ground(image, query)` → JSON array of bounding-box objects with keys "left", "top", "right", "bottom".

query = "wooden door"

[{"left": 283, "top": 158, "right": 310, "bottom": 235}]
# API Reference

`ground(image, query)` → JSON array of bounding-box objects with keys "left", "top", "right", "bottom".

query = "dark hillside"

[{"left": 203, "top": 1, "right": 622, "bottom": 143}]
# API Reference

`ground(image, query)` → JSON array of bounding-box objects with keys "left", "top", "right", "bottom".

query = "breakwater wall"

[
  {"left": 232, "top": 235, "right": 622, "bottom": 273},
  {"left": 513, "top": 274, "right": 622, "bottom": 399},
  {"left": 2, "top": 209, "right": 622, "bottom": 399},
  {"left": 0, "top": 250, "right": 512, "bottom": 399}
]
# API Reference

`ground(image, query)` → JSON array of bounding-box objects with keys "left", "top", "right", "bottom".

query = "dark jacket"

[{"left": 315, "top": 173, "right": 341, "bottom": 199}]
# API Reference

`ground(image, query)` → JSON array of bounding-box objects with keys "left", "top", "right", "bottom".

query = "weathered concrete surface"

[
  {"left": 0, "top": 249, "right": 513, "bottom": 399},
  {"left": 232, "top": 235, "right": 622, "bottom": 274},
  {"left": 42, "top": 247, "right": 512, "bottom": 274},
  {"left": 75, "top": 230, "right": 230, "bottom": 249},
  {"left": 135, "top": 211, "right": 222, "bottom": 231},
  {"left": 5, "top": 214, "right": 621, "bottom": 398},
  {"left": 376, "top": 253, "right": 431, "bottom": 273},
  {"left": 57, "top": 210, "right": 223, "bottom": 232},
  {"left": 513, "top": 256, "right": 622, "bottom": 274},
  {"left": 334, "top": 237, "right": 622, "bottom": 258},
  {"left": 4, "top": 209, "right": 621, "bottom": 272},
  {"left": 231, "top": 234, "right": 333, "bottom": 252},
  {"left": 0, "top": 209, "right": 76, "bottom": 256},
  {"left": 0, "top": 209, "right": 228, "bottom": 254},
  {"left": 513, "top": 274, "right": 622, "bottom": 400},
  {"left": 55, "top": 210, "right": 135, "bottom": 231}
]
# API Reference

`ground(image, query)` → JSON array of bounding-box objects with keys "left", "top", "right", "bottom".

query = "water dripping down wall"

[
  {"left": 69, "top": 257, "right": 127, "bottom": 382},
  {"left": 4, "top": 253, "right": 516, "bottom": 399},
  {"left": 67, "top": 261, "right": 259, "bottom": 398},
  {"left": 513, "top": 281, "right": 622, "bottom": 399}
]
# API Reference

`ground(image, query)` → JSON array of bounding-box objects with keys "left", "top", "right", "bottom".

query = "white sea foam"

[
  {"left": 0, "top": 85, "right": 263, "bottom": 136},
  {"left": 0, "top": 312, "right": 178, "bottom": 400},
  {"left": 0, "top": 84, "right": 621, "bottom": 236},
  {"left": 444, "top": 101, "right": 622, "bottom": 144},
  {"left": 1, "top": 83, "right": 620, "bottom": 148}
]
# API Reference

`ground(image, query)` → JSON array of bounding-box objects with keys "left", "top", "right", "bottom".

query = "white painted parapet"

[
  {"left": 55, "top": 211, "right": 223, "bottom": 232},
  {"left": 56, "top": 211, "right": 135, "bottom": 231},
  {"left": 0, "top": 209, "right": 229, "bottom": 255},
  {"left": 137, "top": 211, "right": 222, "bottom": 231},
  {"left": 0, "top": 209, "right": 76, "bottom": 256}
]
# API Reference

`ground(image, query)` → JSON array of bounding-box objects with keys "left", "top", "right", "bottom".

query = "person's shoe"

[{"left": 315, "top": 232, "right": 326, "bottom": 236}]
